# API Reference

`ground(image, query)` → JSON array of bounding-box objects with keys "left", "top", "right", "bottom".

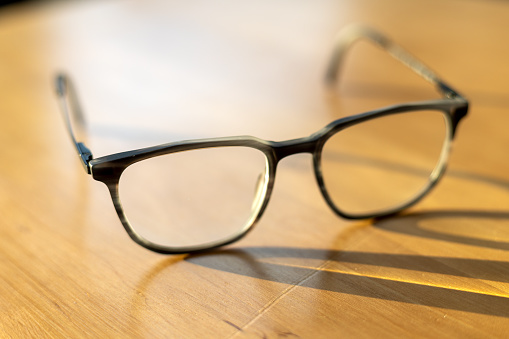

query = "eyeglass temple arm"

[
  {"left": 325, "top": 25, "right": 463, "bottom": 99},
  {"left": 55, "top": 74, "right": 93, "bottom": 174}
]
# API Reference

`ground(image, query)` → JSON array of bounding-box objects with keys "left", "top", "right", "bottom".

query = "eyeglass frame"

[{"left": 55, "top": 25, "right": 469, "bottom": 254}]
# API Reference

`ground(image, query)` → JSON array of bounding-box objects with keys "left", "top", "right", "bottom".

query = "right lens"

[
  {"left": 319, "top": 110, "right": 450, "bottom": 217},
  {"left": 118, "top": 146, "right": 269, "bottom": 250}
]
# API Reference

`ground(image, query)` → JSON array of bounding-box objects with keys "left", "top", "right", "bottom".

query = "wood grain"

[{"left": 0, "top": 0, "right": 508, "bottom": 337}]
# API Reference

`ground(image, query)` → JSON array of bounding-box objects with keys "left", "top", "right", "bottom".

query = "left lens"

[{"left": 318, "top": 110, "right": 450, "bottom": 218}]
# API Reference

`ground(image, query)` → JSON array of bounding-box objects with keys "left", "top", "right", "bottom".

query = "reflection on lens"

[
  {"left": 320, "top": 110, "right": 449, "bottom": 217},
  {"left": 119, "top": 146, "right": 268, "bottom": 249}
]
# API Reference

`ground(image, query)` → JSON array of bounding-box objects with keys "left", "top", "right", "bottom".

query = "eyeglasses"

[{"left": 55, "top": 25, "right": 468, "bottom": 254}]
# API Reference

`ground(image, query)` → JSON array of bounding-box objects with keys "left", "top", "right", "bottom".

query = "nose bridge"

[{"left": 272, "top": 136, "right": 318, "bottom": 161}]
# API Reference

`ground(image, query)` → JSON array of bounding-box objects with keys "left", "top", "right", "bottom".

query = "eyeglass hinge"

[
  {"left": 77, "top": 142, "right": 93, "bottom": 174},
  {"left": 437, "top": 82, "right": 464, "bottom": 100}
]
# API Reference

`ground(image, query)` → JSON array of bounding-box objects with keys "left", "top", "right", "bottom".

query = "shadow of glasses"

[{"left": 186, "top": 244, "right": 509, "bottom": 318}]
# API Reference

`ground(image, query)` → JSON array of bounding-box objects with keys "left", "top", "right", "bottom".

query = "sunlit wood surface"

[{"left": 1, "top": 0, "right": 509, "bottom": 337}]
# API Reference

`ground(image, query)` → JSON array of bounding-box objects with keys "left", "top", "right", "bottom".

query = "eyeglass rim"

[
  {"left": 87, "top": 99, "right": 466, "bottom": 254},
  {"left": 314, "top": 109, "right": 454, "bottom": 220}
]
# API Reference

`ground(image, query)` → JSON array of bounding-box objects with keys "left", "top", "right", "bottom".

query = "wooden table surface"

[{"left": 1, "top": 0, "right": 509, "bottom": 337}]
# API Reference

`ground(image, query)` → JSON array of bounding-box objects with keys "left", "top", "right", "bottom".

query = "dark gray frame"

[{"left": 55, "top": 25, "right": 468, "bottom": 254}]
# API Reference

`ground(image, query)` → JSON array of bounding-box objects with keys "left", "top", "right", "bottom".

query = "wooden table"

[{"left": 1, "top": 0, "right": 508, "bottom": 337}]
